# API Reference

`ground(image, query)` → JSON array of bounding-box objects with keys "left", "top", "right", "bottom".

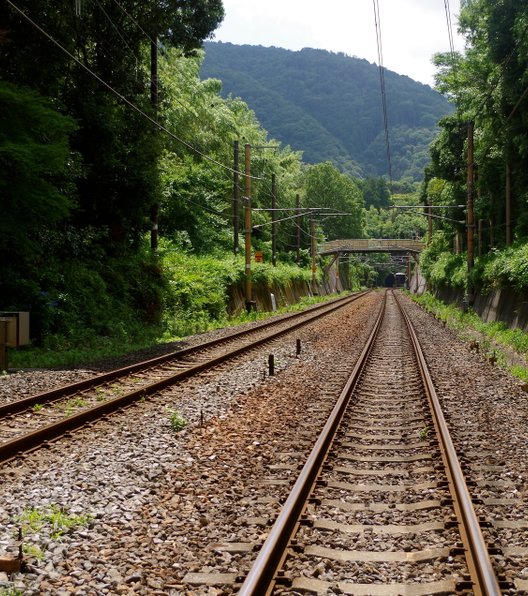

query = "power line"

[
  {"left": 372, "top": 0, "right": 393, "bottom": 189},
  {"left": 111, "top": 0, "right": 158, "bottom": 47},
  {"left": 93, "top": 0, "right": 141, "bottom": 64},
  {"left": 443, "top": 0, "right": 460, "bottom": 90},
  {"left": 5, "top": 0, "right": 263, "bottom": 181}
]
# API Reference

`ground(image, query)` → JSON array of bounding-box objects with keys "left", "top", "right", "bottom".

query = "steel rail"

[
  {"left": 238, "top": 292, "right": 387, "bottom": 595},
  {"left": 239, "top": 289, "right": 502, "bottom": 595},
  {"left": 394, "top": 291, "right": 501, "bottom": 596},
  {"left": 0, "top": 292, "right": 369, "bottom": 464},
  {"left": 1, "top": 292, "right": 368, "bottom": 418}
]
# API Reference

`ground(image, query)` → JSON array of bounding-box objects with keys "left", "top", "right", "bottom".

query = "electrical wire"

[
  {"left": 111, "top": 0, "right": 158, "bottom": 47},
  {"left": 443, "top": 0, "right": 458, "bottom": 70},
  {"left": 5, "top": 0, "right": 264, "bottom": 181},
  {"left": 93, "top": 0, "right": 142, "bottom": 64},
  {"left": 372, "top": 0, "right": 393, "bottom": 190}
]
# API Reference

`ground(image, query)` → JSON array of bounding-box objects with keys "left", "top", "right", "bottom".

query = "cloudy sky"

[{"left": 212, "top": 0, "right": 465, "bottom": 87}]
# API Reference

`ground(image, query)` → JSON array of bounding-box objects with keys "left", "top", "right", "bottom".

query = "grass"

[
  {"left": 53, "top": 398, "right": 88, "bottom": 417},
  {"left": 168, "top": 409, "right": 187, "bottom": 432},
  {"left": 418, "top": 425, "right": 430, "bottom": 439},
  {"left": 411, "top": 291, "right": 528, "bottom": 381},
  {"left": 17, "top": 504, "right": 92, "bottom": 541},
  {"left": 7, "top": 292, "right": 347, "bottom": 370},
  {"left": 22, "top": 543, "right": 45, "bottom": 561}
]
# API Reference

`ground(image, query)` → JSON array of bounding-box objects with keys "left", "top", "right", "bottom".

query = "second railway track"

[{"left": 0, "top": 291, "right": 368, "bottom": 464}]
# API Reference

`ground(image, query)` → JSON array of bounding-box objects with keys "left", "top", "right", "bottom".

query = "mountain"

[{"left": 200, "top": 42, "right": 453, "bottom": 180}]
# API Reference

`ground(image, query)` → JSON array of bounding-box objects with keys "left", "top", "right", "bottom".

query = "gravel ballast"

[{"left": 1, "top": 290, "right": 528, "bottom": 594}]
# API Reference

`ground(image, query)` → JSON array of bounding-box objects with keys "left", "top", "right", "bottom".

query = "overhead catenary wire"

[
  {"left": 372, "top": 0, "right": 393, "bottom": 190},
  {"left": 5, "top": 0, "right": 264, "bottom": 182},
  {"left": 443, "top": 0, "right": 459, "bottom": 80}
]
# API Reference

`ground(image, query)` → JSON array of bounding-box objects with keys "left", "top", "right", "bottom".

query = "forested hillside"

[{"left": 201, "top": 42, "right": 453, "bottom": 180}]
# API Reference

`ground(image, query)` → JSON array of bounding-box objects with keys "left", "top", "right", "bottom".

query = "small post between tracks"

[{"left": 268, "top": 354, "right": 275, "bottom": 376}]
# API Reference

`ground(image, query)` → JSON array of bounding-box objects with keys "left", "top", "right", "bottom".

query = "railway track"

[
  {"left": 0, "top": 291, "right": 367, "bottom": 464},
  {"left": 236, "top": 290, "right": 504, "bottom": 595}
]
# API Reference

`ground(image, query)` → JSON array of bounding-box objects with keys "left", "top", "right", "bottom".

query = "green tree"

[
  {"left": 0, "top": 82, "right": 78, "bottom": 302},
  {"left": 361, "top": 177, "right": 390, "bottom": 209},
  {"left": 0, "top": 0, "right": 224, "bottom": 249},
  {"left": 303, "top": 162, "right": 365, "bottom": 240}
]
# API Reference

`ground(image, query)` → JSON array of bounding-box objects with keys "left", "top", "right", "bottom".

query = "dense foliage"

[
  {"left": 12, "top": 0, "right": 528, "bottom": 359},
  {"left": 421, "top": 0, "right": 528, "bottom": 293},
  {"left": 1, "top": 2, "right": 379, "bottom": 356},
  {"left": 200, "top": 42, "right": 453, "bottom": 180}
]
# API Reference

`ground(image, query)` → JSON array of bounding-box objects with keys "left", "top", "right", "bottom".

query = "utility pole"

[
  {"left": 296, "top": 193, "right": 301, "bottom": 264},
  {"left": 506, "top": 163, "right": 512, "bottom": 246},
  {"left": 427, "top": 200, "right": 433, "bottom": 245},
  {"left": 233, "top": 140, "right": 240, "bottom": 256},
  {"left": 466, "top": 121, "right": 475, "bottom": 306},
  {"left": 150, "top": 35, "right": 159, "bottom": 251},
  {"left": 244, "top": 144, "right": 253, "bottom": 312},
  {"left": 310, "top": 217, "right": 317, "bottom": 293},
  {"left": 271, "top": 174, "right": 277, "bottom": 266}
]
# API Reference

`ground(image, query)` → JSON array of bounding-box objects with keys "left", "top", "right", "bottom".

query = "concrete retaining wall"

[
  {"left": 434, "top": 285, "right": 528, "bottom": 332},
  {"left": 227, "top": 277, "right": 340, "bottom": 316}
]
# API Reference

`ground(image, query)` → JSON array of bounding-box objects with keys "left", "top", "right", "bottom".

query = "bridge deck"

[{"left": 320, "top": 239, "right": 424, "bottom": 255}]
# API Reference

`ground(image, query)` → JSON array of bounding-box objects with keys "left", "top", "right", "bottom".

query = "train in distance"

[{"left": 384, "top": 272, "right": 407, "bottom": 288}]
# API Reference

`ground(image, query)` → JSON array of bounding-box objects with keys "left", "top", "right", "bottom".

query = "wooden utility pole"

[
  {"left": 233, "top": 140, "right": 240, "bottom": 256},
  {"left": 465, "top": 121, "right": 475, "bottom": 307},
  {"left": 271, "top": 174, "right": 277, "bottom": 266},
  {"left": 310, "top": 217, "right": 317, "bottom": 293},
  {"left": 506, "top": 163, "right": 512, "bottom": 246},
  {"left": 296, "top": 193, "right": 301, "bottom": 264},
  {"left": 467, "top": 121, "right": 475, "bottom": 272},
  {"left": 427, "top": 200, "right": 433, "bottom": 245},
  {"left": 244, "top": 144, "right": 253, "bottom": 312},
  {"left": 150, "top": 36, "right": 159, "bottom": 251}
]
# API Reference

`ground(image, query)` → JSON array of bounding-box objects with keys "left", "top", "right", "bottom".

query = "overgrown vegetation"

[
  {"left": 7, "top": 250, "right": 345, "bottom": 369},
  {"left": 168, "top": 409, "right": 187, "bottom": 432},
  {"left": 4, "top": 1, "right": 528, "bottom": 366},
  {"left": 17, "top": 504, "right": 92, "bottom": 541},
  {"left": 419, "top": 2, "right": 528, "bottom": 295},
  {"left": 412, "top": 292, "right": 528, "bottom": 380}
]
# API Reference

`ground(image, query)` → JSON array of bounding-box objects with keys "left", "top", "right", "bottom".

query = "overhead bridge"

[{"left": 320, "top": 238, "right": 424, "bottom": 256}]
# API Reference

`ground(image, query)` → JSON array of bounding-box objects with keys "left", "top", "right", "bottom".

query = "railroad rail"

[
  {"left": 0, "top": 291, "right": 368, "bottom": 464},
  {"left": 238, "top": 290, "right": 503, "bottom": 595}
]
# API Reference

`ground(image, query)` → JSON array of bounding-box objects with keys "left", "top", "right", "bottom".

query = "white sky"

[{"left": 212, "top": 0, "right": 464, "bottom": 87}]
